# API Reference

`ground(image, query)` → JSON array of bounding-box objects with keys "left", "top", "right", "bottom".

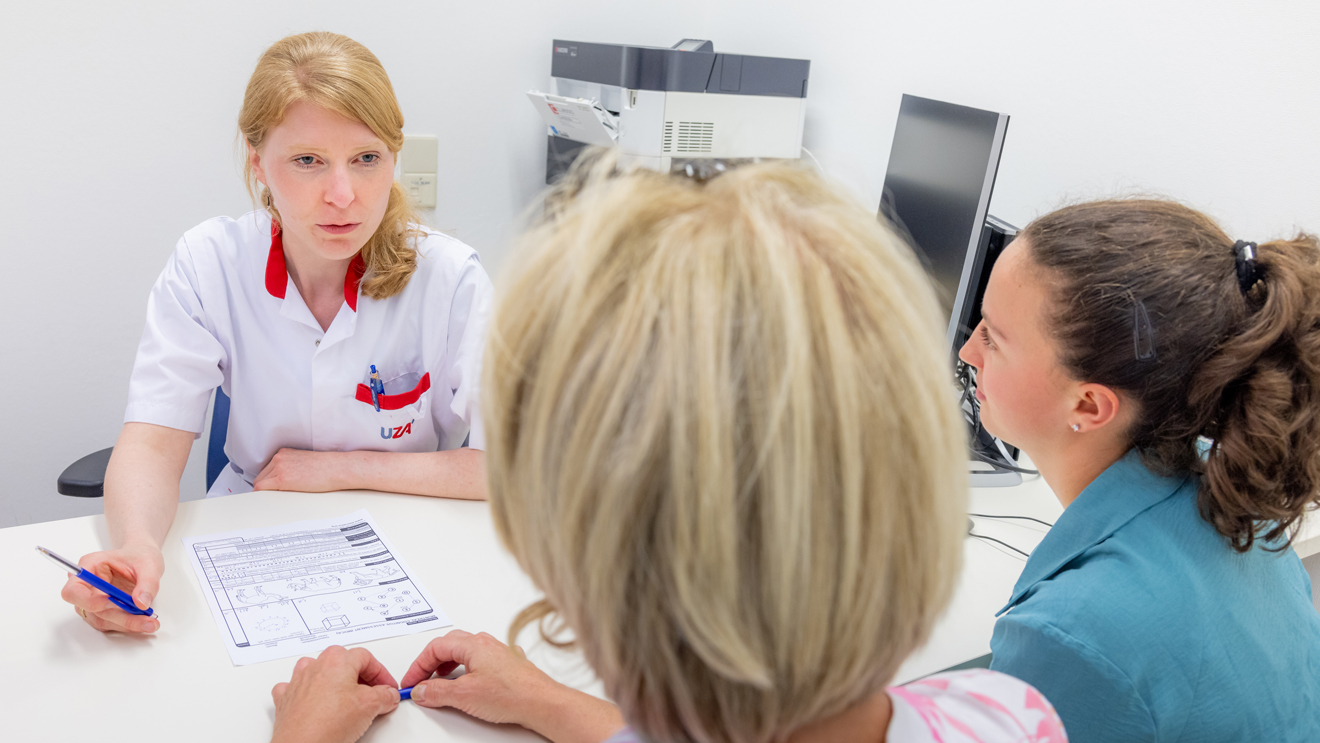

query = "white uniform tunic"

[{"left": 125, "top": 210, "right": 493, "bottom": 498}]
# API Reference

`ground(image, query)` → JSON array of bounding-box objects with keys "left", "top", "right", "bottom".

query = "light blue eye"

[
  {"left": 295, "top": 156, "right": 316, "bottom": 166},
  {"left": 360, "top": 153, "right": 379, "bottom": 164}
]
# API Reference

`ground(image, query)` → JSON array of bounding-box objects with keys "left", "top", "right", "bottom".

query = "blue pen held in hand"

[
  {"left": 369, "top": 365, "right": 385, "bottom": 412},
  {"left": 36, "top": 546, "right": 156, "bottom": 617}
]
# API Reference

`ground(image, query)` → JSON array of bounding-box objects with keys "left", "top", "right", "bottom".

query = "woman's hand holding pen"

[
  {"left": 72, "top": 422, "right": 187, "bottom": 634},
  {"left": 399, "top": 630, "right": 625, "bottom": 743},
  {"left": 61, "top": 542, "right": 162, "bottom": 634},
  {"left": 268, "top": 631, "right": 624, "bottom": 743},
  {"left": 270, "top": 645, "right": 401, "bottom": 743}
]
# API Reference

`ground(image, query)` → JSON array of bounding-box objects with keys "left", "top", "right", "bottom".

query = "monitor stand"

[{"left": 970, "top": 455, "right": 1023, "bottom": 487}]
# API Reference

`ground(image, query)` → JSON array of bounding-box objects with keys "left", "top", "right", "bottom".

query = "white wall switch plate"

[{"left": 401, "top": 135, "right": 438, "bottom": 174}]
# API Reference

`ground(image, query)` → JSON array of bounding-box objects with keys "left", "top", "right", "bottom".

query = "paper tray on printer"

[{"left": 527, "top": 91, "right": 618, "bottom": 147}]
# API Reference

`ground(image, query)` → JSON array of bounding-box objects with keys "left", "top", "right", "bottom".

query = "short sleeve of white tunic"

[{"left": 124, "top": 211, "right": 493, "bottom": 486}]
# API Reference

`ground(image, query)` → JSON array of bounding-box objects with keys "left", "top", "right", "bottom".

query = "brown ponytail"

[{"left": 1022, "top": 200, "right": 1320, "bottom": 552}]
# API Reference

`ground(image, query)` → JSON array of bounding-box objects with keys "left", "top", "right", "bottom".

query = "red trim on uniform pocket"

[{"left": 356, "top": 373, "right": 431, "bottom": 410}]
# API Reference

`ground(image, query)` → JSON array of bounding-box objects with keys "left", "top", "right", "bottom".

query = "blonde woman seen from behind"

[{"left": 268, "top": 157, "right": 1068, "bottom": 743}]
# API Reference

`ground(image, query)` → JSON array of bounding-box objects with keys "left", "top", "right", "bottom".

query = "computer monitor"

[{"left": 878, "top": 94, "right": 1009, "bottom": 355}]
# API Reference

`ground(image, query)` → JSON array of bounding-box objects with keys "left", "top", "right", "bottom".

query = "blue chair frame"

[
  {"left": 57, "top": 388, "right": 231, "bottom": 498},
  {"left": 204, "top": 388, "right": 231, "bottom": 490}
]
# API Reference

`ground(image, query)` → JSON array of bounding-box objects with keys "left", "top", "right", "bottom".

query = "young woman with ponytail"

[
  {"left": 958, "top": 199, "right": 1320, "bottom": 742},
  {"left": 61, "top": 32, "right": 492, "bottom": 635}
]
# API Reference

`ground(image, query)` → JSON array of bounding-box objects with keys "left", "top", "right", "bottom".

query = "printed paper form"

[
  {"left": 527, "top": 90, "right": 618, "bottom": 146},
  {"left": 183, "top": 509, "right": 450, "bottom": 665}
]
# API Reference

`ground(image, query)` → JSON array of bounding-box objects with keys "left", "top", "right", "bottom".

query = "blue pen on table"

[
  {"left": 36, "top": 546, "right": 157, "bottom": 618},
  {"left": 369, "top": 365, "right": 385, "bottom": 412}
]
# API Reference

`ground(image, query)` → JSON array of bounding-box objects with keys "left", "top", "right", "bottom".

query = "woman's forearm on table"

[{"left": 333, "top": 448, "right": 487, "bottom": 500}]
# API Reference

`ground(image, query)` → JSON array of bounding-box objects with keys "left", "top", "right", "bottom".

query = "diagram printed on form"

[{"left": 183, "top": 509, "right": 451, "bottom": 665}]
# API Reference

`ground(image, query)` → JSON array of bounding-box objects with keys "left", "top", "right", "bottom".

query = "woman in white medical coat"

[{"left": 61, "top": 32, "right": 492, "bottom": 634}]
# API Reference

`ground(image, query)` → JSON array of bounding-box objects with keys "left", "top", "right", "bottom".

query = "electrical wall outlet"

[
  {"left": 403, "top": 172, "right": 437, "bottom": 209},
  {"left": 401, "top": 135, "right": 438, "bottom": 209}
]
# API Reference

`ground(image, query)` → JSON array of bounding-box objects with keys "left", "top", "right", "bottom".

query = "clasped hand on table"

[{"left": 270, "top": 629, "right": 625, "bottom": 743}]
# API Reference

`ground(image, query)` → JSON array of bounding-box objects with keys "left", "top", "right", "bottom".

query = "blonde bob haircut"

[
  {"left": 484, "top": 152, "right": 968, "bottom": 743},
  {"left": 238, "top": 31, "right": 421, "bottom": 300}
]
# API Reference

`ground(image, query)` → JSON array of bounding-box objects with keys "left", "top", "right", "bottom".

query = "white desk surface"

[
  {"left": 2, "top": 491, "right": 595, "bottom": 742},
  {"left": 4, "top": 476, "right": 1316, "bottom": 741}
]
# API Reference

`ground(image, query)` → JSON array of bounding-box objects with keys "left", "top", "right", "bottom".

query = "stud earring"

[{"left": 1071, "top": 424, "right": 1081, "bottom": 432}]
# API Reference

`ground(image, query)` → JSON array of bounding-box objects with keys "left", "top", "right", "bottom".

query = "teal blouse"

[{"left": 990, "top": 450, "right": 1320, "bottom": 742}]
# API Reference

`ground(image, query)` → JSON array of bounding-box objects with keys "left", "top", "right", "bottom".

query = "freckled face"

[
  {"left": 250, "top": 101, "right": 395, "bottom": 262},
  {"left": 957, "top": 239, "right": 1076, "bottom": 455}
]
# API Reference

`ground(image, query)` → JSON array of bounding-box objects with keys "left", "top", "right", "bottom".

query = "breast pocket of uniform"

[{"left": 354, "top": 369, "right": 431, "bottom": 441}]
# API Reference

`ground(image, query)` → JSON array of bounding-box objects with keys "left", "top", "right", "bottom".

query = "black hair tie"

[{"left": 1234, "top": 240, "right": 1260, "bottom": 295}]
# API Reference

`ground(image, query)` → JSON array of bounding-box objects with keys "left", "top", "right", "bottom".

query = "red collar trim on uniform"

[
  {"left": 265, "top": 221, "right": 288, "bottom": 299},
  {"left": 265, "top": 221, "right": 367, "bottom": 313},
  {"left": 344, "top": 253, "right": 365, "bottom": 312}
]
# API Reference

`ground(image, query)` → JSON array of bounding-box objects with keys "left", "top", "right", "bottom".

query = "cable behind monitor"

[{"left": 956, "top": 358, "right": 1037, "bottom": 485}]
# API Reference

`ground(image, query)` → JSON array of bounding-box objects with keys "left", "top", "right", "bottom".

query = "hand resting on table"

[
  {"left": 270, "top": 645, "right": 401, "bottom": 743},
  {"left": 270, "top": 630, "right": 625, "bottom": 743}
]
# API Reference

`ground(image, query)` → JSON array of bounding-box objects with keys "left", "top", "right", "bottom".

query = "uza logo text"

[{"left": 381, "top": 420, "right": 415, "bottom": 439}]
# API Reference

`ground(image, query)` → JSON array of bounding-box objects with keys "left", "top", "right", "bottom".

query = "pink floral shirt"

[
  {"left": 887, "top": 669, "right": 1067, "bottom": 742},
  {"left": 602, "top": 669, "right": 1066, "bottom": 742}
]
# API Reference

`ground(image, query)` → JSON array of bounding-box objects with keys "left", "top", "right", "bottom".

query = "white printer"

[{"left": 530, "top": 39, "right": 810, "bottom": 182}]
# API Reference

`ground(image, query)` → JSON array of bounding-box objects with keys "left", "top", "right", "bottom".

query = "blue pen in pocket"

[
  {"left": 369, "top": 365, "right": 385, "bottom": 412},
  {"left": 36, "top": 546, "right": 156, "bottom": 617}
]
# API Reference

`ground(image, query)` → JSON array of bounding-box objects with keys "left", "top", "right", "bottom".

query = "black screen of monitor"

[{"left": 879, "top": 95, "right": 1006, "bottom": 346}]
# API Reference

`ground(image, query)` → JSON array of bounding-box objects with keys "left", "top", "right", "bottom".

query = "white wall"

[
  {"left": 1305, "top": 554, "right": 1320, "bottom": 611},
  {"left": 699, "top": 0, "right": 1320, "bottom": 237},
  {"left": 3, "top": 1, "right": 1318, "bottom": 528}
]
